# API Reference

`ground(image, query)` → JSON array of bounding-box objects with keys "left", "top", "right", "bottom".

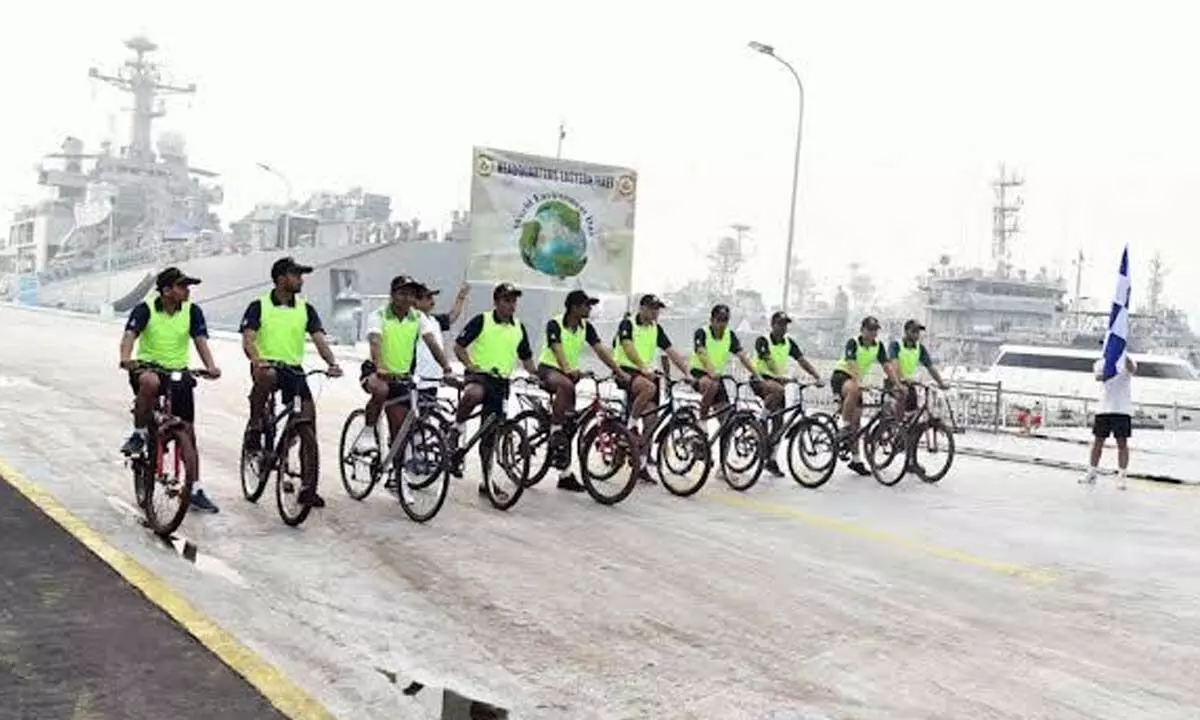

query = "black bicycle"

[
  {"left": 617, "top": 371, "right": 711, "bottom": 497},
  {"left": 440, "top": 372, "right": 532, "bottom": 511},
  {"left": 124, "top": 362, "right": 214, "bottom": 537},
  {"left": 239, "top": 363, "right": 331, "bottom": 527},
  {"left": 668, "top": 374, "right": 768, "bottom": 492},
  {"left": 752, "top": 379, "right": 839, "bottom": 489},
  {"left": 338, "top": 375, "right": 449, "bottom": 522},
  {"left": 866, "top": 381, "right": 957, "bottom": 486}
]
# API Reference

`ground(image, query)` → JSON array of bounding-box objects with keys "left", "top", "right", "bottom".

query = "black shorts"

[
  {"left": 467, "top": 374, "right": 511, "bottom": 418},
  {"left": 536, "top": 364, "right": 570, "bottom": 387},
  {"left": 272, "top": 365, "right": 313, "bottom": 405},
  {"left": 1093, "top": 413, "right": 1132, "bottom": 440},
  {"left": 885, "top": 380, "right": 919, "bottom": 412},
  {"left": 690, "top": 368, "right": 729, "bottom": 404},
  {"left": 751, "top": 376, "right": 784, "bottom": 398},
  {"left": 358, "top": 360, "right": 410, "bottom": 401},
  {"left": 128, "top": 368, "right": 196, "bottom": 423},
  {"left": 830, "top": 370, "right": 852, "bottom": 399}
]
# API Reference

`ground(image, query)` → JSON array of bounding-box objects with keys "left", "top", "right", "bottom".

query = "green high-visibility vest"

[
  {"left": 895, "top": 342, "right": 923, "bottom": 380},
  {"left": 689, "top": 326, "right": 732, "bottom": 373},
  {"left": 613, "top": 319, "right": 659, "bottom": 370},
  {"left": 256, "top": 293, "right": 308, "bottom": 366},
  {"left": 538, "top": 314, "right": 588, "bottom": 371},
  {"left": 469, "top": 312, "right": 523, "bottom": 378},
  {"left": 137, "top": 301, "right": 191, "bottom": 370},
  {"left": 378, "top": 306, "right": 421, "bottom": 374},
  {"left": 834, "top": 338, "right": 883, "bottom": 377},
  {"left": 754, "top": 335, "right": 792, "bottom": 378}
]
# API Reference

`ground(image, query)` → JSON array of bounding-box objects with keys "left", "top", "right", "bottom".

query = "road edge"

[{"left": 0, "top": 454, "right": 338, "bottom": 720}]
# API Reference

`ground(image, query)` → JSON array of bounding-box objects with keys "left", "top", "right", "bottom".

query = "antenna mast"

[{"left": 991, "top": 163, "right": 1024, "bottom": 278}]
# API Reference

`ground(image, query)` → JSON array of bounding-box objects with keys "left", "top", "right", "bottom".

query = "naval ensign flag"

[{"left": 1101, "top": 245, "right": 1131, "bottom": 381}]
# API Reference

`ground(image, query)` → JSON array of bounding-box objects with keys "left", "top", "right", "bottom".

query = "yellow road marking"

[
  {"left": 0, "top": 456, "right": 336, "bottom": 720},
  {"left": 715, "top": 494, "right": 1057, "bottom": 585}
]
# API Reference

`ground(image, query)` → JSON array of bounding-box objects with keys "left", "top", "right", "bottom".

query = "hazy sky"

[{"left": 3, "top": 0, "right": 1199, "bottom": 328}]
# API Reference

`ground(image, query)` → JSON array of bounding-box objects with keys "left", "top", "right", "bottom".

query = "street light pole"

[
  {"left": 257, "top": 162, "right": 293, "bottom": 250},
  {"left": 748, "top": 41, "right": 805, "bottom": 314}
]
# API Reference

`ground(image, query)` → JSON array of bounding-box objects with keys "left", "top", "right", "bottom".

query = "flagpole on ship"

[{"left": 104, "top": 196, "right": 115, "bottom": 316}]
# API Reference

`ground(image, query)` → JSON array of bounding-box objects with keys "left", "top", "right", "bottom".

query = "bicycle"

[
  {"left": 617, "top": 371, "right": 711, "bottom": 497},
  {"left": 337, "top": 374, "right": 449, "bottom": 522},
  {"left": 442, "top": 372, "right": 533, "bottom": 511},
  {"left": 124, "top": 363, "right": 214, "bottom": 537},
  {"left": 666, "top": 374, "right": 768, "bottom": 492},
  {"left": 866, "top": 382, "right": 957, "bottom": 486},
  {"left": 239, "top": 363, "right": 331, "bottom": 527},
  {"left": 751, "top": 378, "right": 839, "bottom": 489}
]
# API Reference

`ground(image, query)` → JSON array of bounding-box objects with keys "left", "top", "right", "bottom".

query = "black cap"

[
  {"left": 493, "top": 282, "right": 523, "bottom": 300},
  {"left": 156, "top": 266, "right": 201, "bottom": 291},
  {"left": 904, "top": 319, "right": 926, "bottom": 332},
  {"left": 771, "top": 311, "right": 792, "bottom": 325},
  {"left": 639, "top": 294, "right": 666, "bottom": 309},
  {"left": 271, "top": 256, "right": 314, "bottom": 281},
  {"left": 861, "top": 315, "right": 881, "bottom": 331},
  {"left": 390, "top": 274, "right": 420, "bottom": 293},
  {"left": 565, "top": 289, "right": 599, "bottom": 309}
]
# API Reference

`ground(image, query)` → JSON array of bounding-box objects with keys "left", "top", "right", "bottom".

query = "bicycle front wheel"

[
  {"left": 656, "top": 417, "right": 711, "bottom": 498},
  {"left": 481, "top": 421, "right": 529, "bottom": 511},
  {"left": 786, "top": 418, "right": 837, "bottom": 489},
  {"left": 239, "top": 419, "right": 269, "bottom": 503},
  {"left": 276, "top": 422, "right": 319, "bottom": 527},
  {"left": 911, "top": 419, "right": 955, "bottom": 483},
  {"left": 338, "top": 409, "right": 381, "bottom": 501},
  {"left": 144, "top": 426, "right": 196, "bottom": 537},
  {"left": 719, "top": 412, "right": 766, "bottom": 492},
  {"left": 866, "top": 416, "right": 908, "bottom": 487},
  {"left": 395, "top": 419, "right": 450, "bottom": 522},
  {"left": 511, "top": 409, "right": 552, "bottom": 488},
  {"left": 580, "top": 418, "right": 637, "bottom": 505}
]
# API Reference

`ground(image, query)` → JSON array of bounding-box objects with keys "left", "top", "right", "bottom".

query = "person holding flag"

[{"left": 1084, "top": 245, "right": 1135, "bottom": 490}]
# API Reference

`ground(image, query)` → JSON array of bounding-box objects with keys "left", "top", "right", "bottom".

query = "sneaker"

[
  {"left": 298, "top": 487, "right": 326, "bottom": 508},
  {"left": 556, "top": 473, "right": 585, "bottom": 492},
  {"left": 1116, "top": 472, "right": 1127, "bottom": 491},
  {"left": 1079, "top": 470, "right": 1097, "bottom": 486},
  {"left": 764, "top": 458, "right": 784, "bottom": 478},
  {"left": 478, "top": 482, "right": 510, "bottom": 504},
  {"left": 189, "top": 488, "right": 220, "bottom": 514},
  {"left": 847, "top": 460, "right": 870, "bottom": 476},
  {"left": 120, "top": 432, "right": 147, "bottom": 457}
]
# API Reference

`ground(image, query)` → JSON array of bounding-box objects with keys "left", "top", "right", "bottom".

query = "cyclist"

[
  {"left": 452, "top": 282, "right": 539, "bottom": 500},
  {"left": 413, "top": 280, "right": 470, "bottom": 405},
  {"left": 887, "top": 319, "right": 948, "bottom": 417},
  {"left": 239, "top": 256, "right": 344, "bottom": 509},
  {"left": 829, "top": 315, "right": 900, "bottom": 475},
  {"left": 751, "top": 311, "right": 823, "bottom": 477},
  {"left": 118, "top": 267, "right": 222, "bottom": 513},
  {"left": 536, "top": 289, "right": 629, "bottom": 492},
  {"left": 356, "top": 275, "right": 454, "bottom": 455},
  {"left": 612, "top": 294, "right": 690, "bottom": 483},
  {"left": 689, "top": 303, "right": 761, "bottom": 419}
]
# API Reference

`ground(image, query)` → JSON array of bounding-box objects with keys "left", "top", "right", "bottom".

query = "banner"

[{"left": 468, "top": 147, "right": 637, "bottom": 293}]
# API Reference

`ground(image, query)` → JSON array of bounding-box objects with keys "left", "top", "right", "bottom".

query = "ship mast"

[
  {"left": 88, "top": 36, "right": 196, "bottom": 162},
  {"left": 991, "top": 163, "right": 1024, "bottom": 278}
]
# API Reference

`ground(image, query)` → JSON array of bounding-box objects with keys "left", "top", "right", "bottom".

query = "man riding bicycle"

[
  {"left": 452, "top": 282, "right": 539, "bottom": 499},
  {"left": 689, "top": 304, "right": 760, "bottom": 419},
  {"left": 830, "top": 315, "right": 900, "bottom": 476},
  {"left": 612, "top": 294, "right": 690, "bottom": 483},
  {"left": 536, "top": 289, "right": 628, "bottom": 492},
  {"left": 239, "top": 256, "right": 344, "bottom": 508},
  {"left": 356, "top": 275, "right": 453, "bottom": 456},
  {"left": 119, "top": 267, "right": 222, "bottom": 513},
  {"left": 751, "top": 311, "right": 823, "bottom": 476},
  {"left": 887, "top": 319, "right": 948, "bottom": 416}
]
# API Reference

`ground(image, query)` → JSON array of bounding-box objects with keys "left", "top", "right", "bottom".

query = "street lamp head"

[
  {"left": 256, "top": 162, "right": 273, "bottom": 172},
  {"left": 748, "top": 41, "right": 775, "bottom": 56}
]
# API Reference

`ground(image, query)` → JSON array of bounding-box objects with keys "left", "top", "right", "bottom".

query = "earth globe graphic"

[{"left": 518, "top": 200, "right": 588, "bottom": 279}]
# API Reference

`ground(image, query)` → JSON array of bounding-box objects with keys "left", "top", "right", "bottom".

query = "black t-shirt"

[
  {"left": 693, "top": 327, "right": 743, "bottom": 355},
  {"left": 614, "top": 316, "right": 673, "bottom": 350},
  {"left": 125, "top": 299, "right": 209, "bottom": 338},
  {"left": 239, "top": 291, "right": 324, "bottom": 334},
  {"left": 755, "top": 335, "right": 804, "bottom": 367},
  {"left": 455, "top": 311, "right": 533, "bottom": 360},
  {"left": 431, "top": 312, "right": 452, "bottom": 332},
  {"left": 546, "top": 318, "right": 601, "bottom": 347}
]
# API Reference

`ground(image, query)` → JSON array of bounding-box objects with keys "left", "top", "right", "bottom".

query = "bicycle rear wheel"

[
  {"left": 911, "top": 419, "right": 955, "bottom": 483},
  {"left": 786, "top": 418, "right": 837, "bottom": 489},
  {"left": 481, "top": 421, "right": 529, "bottom": 511},
  {"left": 144, "top": 426, "right": 196, "bottom": 537},
  {"left": 866, "top": 417, "right": 908, "bottom": 487},
  {"left": 511, "top": 409, "right": 553, "bottom": 488},
  {"left": 580, "top": 418, "right": 636, "bottom": 505},
  {"left": 395, "top": 419, "right": 450, "bottom": 522},
  {"left": 338, "top": 409, "right": 381, "bottom": 501},
  {"left": 656, "top": 417, "right": 711, "bottom": 498},
  {"left": 719, "top": 412, "right": 766, "bottom": 492},
  {"left": 239, "top": 419, "right": 270, "bottom": 503},
  {"left": 276, "top": 422, "right": 319, "bottom": 527}
]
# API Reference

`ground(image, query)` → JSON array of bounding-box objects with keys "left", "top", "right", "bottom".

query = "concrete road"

[{"left": 1, "top": 304, "right": 1199, "bottom": 719}]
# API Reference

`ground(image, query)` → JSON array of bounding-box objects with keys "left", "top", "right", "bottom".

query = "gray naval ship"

[{"left": 0, "top": 36, "right": 664, "bottom": 348}]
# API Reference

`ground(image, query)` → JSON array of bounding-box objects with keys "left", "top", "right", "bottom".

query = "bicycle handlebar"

[{"left": 124, "top": 362, "right": 217, "bottom": 380}]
